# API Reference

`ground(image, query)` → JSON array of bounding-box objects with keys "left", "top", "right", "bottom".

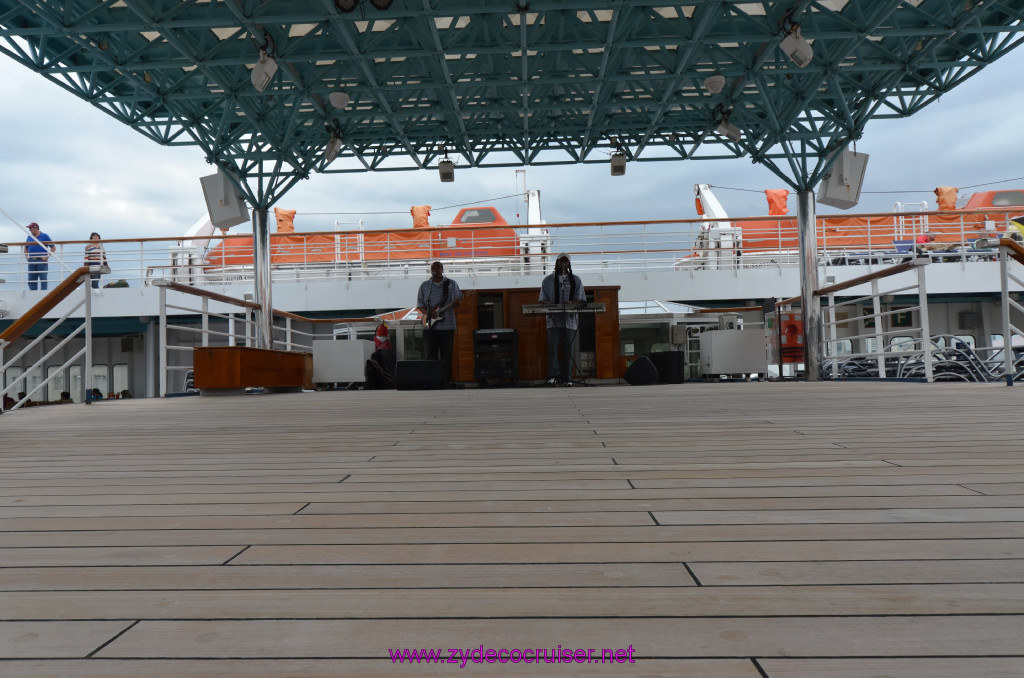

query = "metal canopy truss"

[{"left": 2, "top": 0, "right": 1023, "bottom": 206}]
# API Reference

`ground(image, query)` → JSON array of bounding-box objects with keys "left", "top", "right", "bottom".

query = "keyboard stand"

[{"left": 555, "top": 305, "right": 588, "bottom": 387}]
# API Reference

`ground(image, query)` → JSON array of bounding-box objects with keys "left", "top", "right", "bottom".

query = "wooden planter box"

[{"left": 193, "top": 347, "right": 313, "bottom": 392}]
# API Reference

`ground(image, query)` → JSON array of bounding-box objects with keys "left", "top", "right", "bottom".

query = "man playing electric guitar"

[{"left": 415, "top": 261, "right": 464, "bottom": 386}]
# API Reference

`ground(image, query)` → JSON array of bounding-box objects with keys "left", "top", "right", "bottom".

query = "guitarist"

[{"left": 415, "top": 261, "right": 463, "bottom": 386}]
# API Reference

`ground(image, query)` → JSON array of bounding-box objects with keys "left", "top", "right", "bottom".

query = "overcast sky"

[{"left": 3, "top": 47, "right": 1024, "bottom": 246}]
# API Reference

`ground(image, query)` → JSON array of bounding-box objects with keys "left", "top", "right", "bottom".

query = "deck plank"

[
  {"left": 92, "top": 616, "right": 1024, "bottom": 658},
  {"left": 232, "top": 539, "right": 1024, "bottom": 564},
  {"left": 757, "top": 658, "right": 1024, "bottom": 678},
  {"left": 2, "top": 584, "right": 1023, "bottom": 620},
  {"left": 0, "top": 658, "right": 762, "bottom": 678},
  {"left": 0, "top": 621, "right": 129, "bottom": 659}
]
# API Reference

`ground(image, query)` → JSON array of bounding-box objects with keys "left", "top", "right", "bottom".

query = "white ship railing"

[{"left": 0, "top": 210, "right": 1017, "bottom": 291}]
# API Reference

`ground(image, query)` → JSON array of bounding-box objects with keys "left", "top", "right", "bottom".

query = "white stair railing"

[
  {"left": 0, "top": 269, "right": 94, "bottom": 411},
  {"left": 999, "top": 240, "right": 1024, "bottom": 385},
  {"left": 820, "top": 258, "right": 933, "bottom": 381}
]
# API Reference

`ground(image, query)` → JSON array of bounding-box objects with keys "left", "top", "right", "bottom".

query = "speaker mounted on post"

[{"left": 200, "top": 170, "right": 250, "bottom": 228}]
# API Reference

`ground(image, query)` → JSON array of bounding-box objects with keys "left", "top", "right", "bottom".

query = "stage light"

[
  {"left": 369, "top": 0, "right": 393, "bottom": 8},
  {"left": 703, "top": 74, "right": 725, "bottom": 94},
  {"left": 250, "top": 49, "right": 278, "bottom": 92},
  {"left": 325, "top": 134, "right": 343, "bottom": 163},
  {"left": 780, "top": 25, "right": 813, "bottom": 68},
  {"left": 334, "top": 0, "right": 358, "bottom": 12},
  {"left": 610, "top": 152, "right": 626, "bottom": 176},
  {"left": 716, "top": 120, "right": 742, "bottom": 142},
  {"left": 328, "top": 91, "right": 350, "bottom": 109}
]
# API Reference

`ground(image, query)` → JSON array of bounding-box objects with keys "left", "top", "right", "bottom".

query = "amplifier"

[
  {"left": 474, "top": 329, "right": 518, "bottom": 382},
  {"left": 475, "top": 357, "right": 517, "bottom": 381},
  {"left": 474, "top": 328, "right": 517, "bottom": 345},
  {"left": 474, "top": 329, "right": 517, "bottom": 354}
]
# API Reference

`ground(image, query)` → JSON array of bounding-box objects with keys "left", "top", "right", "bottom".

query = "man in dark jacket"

[{"left": 539, "top": 253, "right": 586, "bottom": 385}]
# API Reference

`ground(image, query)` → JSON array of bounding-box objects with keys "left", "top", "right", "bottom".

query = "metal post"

[
  {"left": 145, "top": 320, "right": 157, "bottom": 398},
  {"left": 797, "top": 190, "right": 821, "bottom": 380},
  {"left": 202, "top": 298, "right": 209, "bottom": 347},
  {"left": 871, "top": 279, "right": 885, "bottom": 379},
  {"left": 1001, "top": 249, "right": 1014, "bottom": 385},
  {"left": 158, "top": 285, "right": 167, "bottom": 397},
  {"left": 84, "top": 278, "right": 93, "bottom": 402},
  {"left": 285, "top": 317, "right": 292, "bottom": 351},
  {"left": 228, "top": 313, "right": 236, "bottom": 346},
  {"left": 252, "top": 208, "right": 273, "bottom": 349},
  {"left": 917, "top": 262, "right": 933, "bottom": 383},
  {"left": 827, "top": 292, "right": 838, "bottom": 379}
]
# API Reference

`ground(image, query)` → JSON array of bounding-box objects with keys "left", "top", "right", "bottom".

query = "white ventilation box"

[
  {"left": 670, "top": 324, "right": 688, "bottom": 345},
  {"left": 312, "top": 339, "right": 374, "bottom": 383},
  {"left": 700, "top": 329, "right": 767, "bottom": 375}
]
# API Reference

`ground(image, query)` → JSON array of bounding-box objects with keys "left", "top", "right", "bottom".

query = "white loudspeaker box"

[
  {"left": 200, "top": 171, "right": 250, "bottom": 228},
  {"left": 817, "top": 150, "right": 868, "bottom": 210}
]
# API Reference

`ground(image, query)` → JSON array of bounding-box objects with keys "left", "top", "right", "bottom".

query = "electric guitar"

[{"left": 422, "top": 297, "right": 459, "bottom": 329}]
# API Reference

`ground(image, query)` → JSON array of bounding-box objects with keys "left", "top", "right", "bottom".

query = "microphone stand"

[{"left": 557, "top": 265, "right": 583, "bottom": 386}]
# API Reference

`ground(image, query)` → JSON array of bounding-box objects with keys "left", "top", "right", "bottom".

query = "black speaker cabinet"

[
  {"left": 623, "top": 356, "right": 659, "bottom": 386},
  {"left": 650, "top": 350, "right": 685, "bottom": 384},
  {"left": 396, "top": 360, "right": 447, "bottom": 390},
  {"left": 474, "top": 329, "right": 518, "bottom": 382}
]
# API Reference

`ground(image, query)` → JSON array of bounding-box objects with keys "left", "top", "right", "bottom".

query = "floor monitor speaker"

[
  {"left": 396, "top": 360, "right": 447, "bottom": 390},
  {"left": 650, "top": 351, "right": 685, "bottom": 384},
  {"left": 623, "top": 356, "right": 659, "bottom": 386}
]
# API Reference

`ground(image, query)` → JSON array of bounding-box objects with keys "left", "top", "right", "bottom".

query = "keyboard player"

[{"left": 539, "top": 253, "right": 586, "bottom": 386}]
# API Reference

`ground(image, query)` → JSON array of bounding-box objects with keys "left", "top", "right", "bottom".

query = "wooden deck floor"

[{"left": 1, "top": 381, "right": 1023, "bottom": 677}]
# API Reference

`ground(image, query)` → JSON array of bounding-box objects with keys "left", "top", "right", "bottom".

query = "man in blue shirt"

[
  {"left": 539, "top": 253, "right": 586, "bottom": 385},
  {"left": 416, "top": 261, "right": 463, "bottom": 385},
  {"left": 24, "top": 222, "right": 56, "bottom": 290}
]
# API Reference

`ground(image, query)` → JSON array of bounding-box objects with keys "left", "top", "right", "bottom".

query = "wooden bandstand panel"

[
  {"left": 452, "top": 290, "right": 479, "bottom": 382},
  {"left": 590, "top": 287, "right": 621, "bottom": 379},
  {"left": 193, "top": 347, "right": 314, "bottom": 391},
  {"left": 507, "top": 290, "right": 548, "bottom": 381},
  {"left": 452, "top": 286, "right": 620, "bottom": 382}
]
